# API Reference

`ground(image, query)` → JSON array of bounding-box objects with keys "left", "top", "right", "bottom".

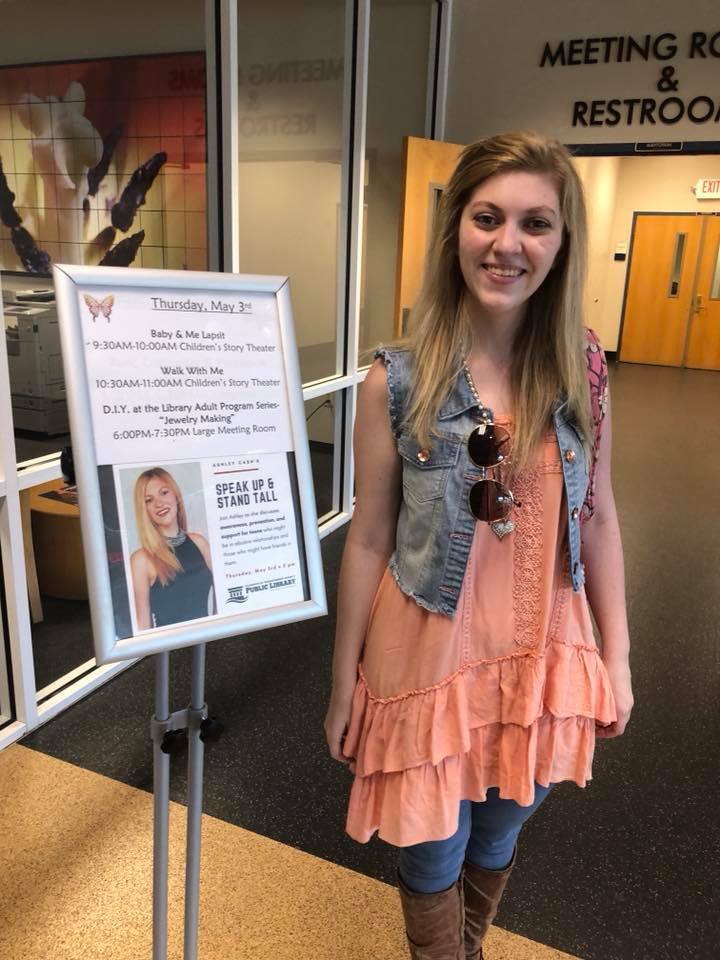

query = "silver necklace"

[
  {"left": 462, "top": 360, "right": 490, "bottom": 421},
  {"left": 165, "top": 530, "right": 187, "bottom": 548},
  {"left": 462, "top": 360, "right": 515, "bottom": 540}
]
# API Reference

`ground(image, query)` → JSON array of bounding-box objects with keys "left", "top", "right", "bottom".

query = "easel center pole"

[
  {"left": 184, "top": 643, "right": 207, "bottom": 960},
  {"left": 153, "top": 651, "right": 171, "bottom": 960}
]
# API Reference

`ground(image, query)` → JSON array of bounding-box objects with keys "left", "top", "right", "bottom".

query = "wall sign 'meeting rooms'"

[{"left": 539, "top": 31, "right": 720, "bottom": 128}]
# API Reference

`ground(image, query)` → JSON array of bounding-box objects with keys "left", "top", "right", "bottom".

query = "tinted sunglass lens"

[
  {"left": 468, "top": 424, "right": 511, "bottom": 467},
  {"left": 469, "top": 479, "right": 513, "bottom": 522}
]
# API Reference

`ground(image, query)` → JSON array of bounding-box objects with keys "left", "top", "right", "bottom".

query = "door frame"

[
  {"left": 618, "top": 210, "right": 718, "bottom": 365},
  {"left": 568, "top": 140, "right": 720, "bottom": 363}
]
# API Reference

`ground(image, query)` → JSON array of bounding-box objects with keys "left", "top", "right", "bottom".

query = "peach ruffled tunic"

[{"left": 343, "top": 421, "right": 617, "bottom": 847}]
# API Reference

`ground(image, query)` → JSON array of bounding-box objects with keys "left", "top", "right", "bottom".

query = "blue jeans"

[{"left": 398, "top": 784, "right": 553, "bottom": 894}]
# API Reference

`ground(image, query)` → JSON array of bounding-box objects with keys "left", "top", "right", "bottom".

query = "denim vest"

[{"left": 379, "top": 347, "right": 588, "bottom": 618}]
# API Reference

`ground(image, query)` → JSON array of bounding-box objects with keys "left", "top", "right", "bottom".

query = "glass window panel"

[
  {"left": 2, "top": 273, "right": 71, "bottom": 460},
  {"left": 237, "top": 0, "right": 346, "bottom": 385},
  {"left": 668, "top": 232, "right": 686, "bottom": 298},
  {"left": 360, "top": 0, "right": 432, "bottom": 358},
  {"left": 0, "top": 276, "right": 14, "bottom": 727},
  {"left": 710, "top": 239, "right": 720, "bottom": 300},
  {"left": 304, "top": 391, "right": 339, "bottom": 520},
  {"left": 0, "top": 52, "right": 208, "bottom": 276},
  {"left": 0, "top": 595, "right": 14, "bottom": 726},
  {"left": 0, "top": 0, "right": 207, "bottom": 697},
  {"left": 0, "top": 0, "right": 208, "bottom": 470},
  {"left": 22, "top": 476, "right": 96, "bottom": 697},
  {"left": 352, "top": 378, "right": 364, "bottom": 501}
]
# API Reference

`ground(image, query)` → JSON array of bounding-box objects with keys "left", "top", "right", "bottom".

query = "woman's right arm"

[
  {"left": 324, "top": 358, "right": 402, "bottom": 763},
  {"left": 130, "top": 550, "right": 153, "bottom": 631}
]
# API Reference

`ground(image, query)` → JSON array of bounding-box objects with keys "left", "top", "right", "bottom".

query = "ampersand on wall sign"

[{"left": 657, "top": 66, "right": 679, "bottom": 92}]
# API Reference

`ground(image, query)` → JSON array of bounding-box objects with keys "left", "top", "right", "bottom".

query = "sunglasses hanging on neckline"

[
  {"left": 462, "top": 363, "right": 519, "bottom": 533},
  {"left": 467, "top": 418, "right": 517, "bottom": 524}
]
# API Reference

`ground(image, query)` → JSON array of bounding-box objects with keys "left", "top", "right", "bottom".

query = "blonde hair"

[
  {"left": 133, "top": 467, "right": 188, "bottom": 586},
  {"left": 404, "top": 131, "right": 592, "bottom": 473}
]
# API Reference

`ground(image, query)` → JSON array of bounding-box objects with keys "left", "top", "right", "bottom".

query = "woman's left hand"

[{"left": 597, "top": 659, "right": 634, "bottom": 739}]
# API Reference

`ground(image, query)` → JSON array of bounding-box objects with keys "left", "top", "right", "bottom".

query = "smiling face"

[
  {"left": 143, "top": 476, "right": 179, "bottom": 533},
  {"left": 457, "top": 170, "right": 564, "bottom": 328}
]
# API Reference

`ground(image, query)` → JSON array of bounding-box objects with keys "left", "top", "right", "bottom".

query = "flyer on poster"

[{"left": 77, "top": 282, "right": 309, "bottom": 639}]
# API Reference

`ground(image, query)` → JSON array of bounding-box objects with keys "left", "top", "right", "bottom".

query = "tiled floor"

[
  {"left": 5, "top": 362, "right": 720, "bottom": 959},
  {"left": 0, "top": 746, "right": 581, "bottom": 960}
]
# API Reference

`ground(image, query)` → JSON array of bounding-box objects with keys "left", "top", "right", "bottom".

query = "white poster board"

[{"left": 53, "top": 265, "right": 326, "bottom": 663}]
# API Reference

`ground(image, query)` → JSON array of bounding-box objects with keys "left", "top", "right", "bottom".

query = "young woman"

[
  {"left": 325, "top": 132, "right": 633, "bottom": 959},
  {"left": 130, "top": 467, "right": 214, "bottom": 630}
]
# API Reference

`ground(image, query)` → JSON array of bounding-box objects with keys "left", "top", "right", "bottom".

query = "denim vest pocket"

[{"left": 398, "top": 434, "right": 461, "bottom": 504}]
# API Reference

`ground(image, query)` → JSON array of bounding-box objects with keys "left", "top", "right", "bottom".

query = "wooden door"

[
  {"left": 620, "top": 214, "right": 703, "bottom": 365},
  {"left": 685, "top": 216, "right": 720, "bottom": 370},
  {"left": 394, "top": 136, "right": 465, "bottom": 336}
]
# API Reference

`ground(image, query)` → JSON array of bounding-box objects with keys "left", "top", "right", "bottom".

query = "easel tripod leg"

[
  {"left": 153, "top": 651, "right": 171, "bottom": 960},
  {"left": 184, "top": 643, "right": 207, "bottom": 960}
]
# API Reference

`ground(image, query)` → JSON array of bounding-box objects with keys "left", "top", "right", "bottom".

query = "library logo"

[
  {"left": 227, "top": 586, "right": 248, "bottom": 604},
  {"left": 227, "top": 576, "right": 296, "bottom": 605}
]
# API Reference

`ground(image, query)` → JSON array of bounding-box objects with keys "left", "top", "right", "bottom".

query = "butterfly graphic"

[{"left": 84, "top": 294, "right": 115, "bottom": 321}]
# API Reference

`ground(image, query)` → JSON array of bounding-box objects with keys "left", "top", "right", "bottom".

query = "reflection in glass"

[
  {"left": 237, "top": 0, "right": 346, "bottom": 384},
  {"left": 304, "top": 392, "right": 337, "bottom": 519},
  {"left": 0, "top": 0, "right": 209, "bottom": 709},
  {"left": 710, "top": 239, "right": 720, "bottom": 300},
  {"left": 22, "top": 478, "right": 95, "bottom": 695},
  {"left": 360, "top": 0, "right": 431, "bottom": 357},
  {"left": 0, "top": 52, "right": 208, "bottom": 275},
  {"left": 0, "top": 630, "right": 11, "bottom": 726},
  {"left": 1, "top": 44, "right": 208, "bottom": 468},
  {"left": 0, "top": 276, "right": 13, "bottom": 725},
  {"left": 3, "top": 275, "right": 71, "bottom": 463}
]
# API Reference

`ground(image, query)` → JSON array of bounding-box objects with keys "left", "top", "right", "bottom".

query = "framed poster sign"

[{"left": 53, "top": 264, "right": 326, "bottom": 662}]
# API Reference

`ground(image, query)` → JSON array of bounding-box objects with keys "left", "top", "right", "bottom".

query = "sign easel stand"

[
  {"left": 53, "top": 265, "right": 327, "bottom": 959},
  {"left": 150, "top": 644, "right": 219, "bottom": 960}
]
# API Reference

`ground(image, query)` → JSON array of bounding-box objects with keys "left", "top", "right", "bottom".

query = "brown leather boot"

[
  {"left": 462, "top": 848, "right": 516, "bottom": 960},
  {"left": 398, "top": 872, "right": 465, "bottom": 959}
]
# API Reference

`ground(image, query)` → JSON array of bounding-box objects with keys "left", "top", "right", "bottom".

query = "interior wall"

[
  {"left": 573, "top": 156, "right": 620, "bottom": 347},
  {"left": 0, "top": 0, "right": 204, "bottom": 61}
]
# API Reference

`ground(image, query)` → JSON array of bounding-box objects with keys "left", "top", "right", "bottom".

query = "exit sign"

[{"left": 693, "top": 177, "right": 720, "bottom": 199}]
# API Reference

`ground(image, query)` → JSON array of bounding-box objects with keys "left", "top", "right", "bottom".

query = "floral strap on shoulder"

[{"left": 581, "top": 328, "right": 609, "bottom": 522}]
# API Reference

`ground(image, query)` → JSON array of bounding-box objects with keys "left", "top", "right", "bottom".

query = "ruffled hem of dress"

[
  {"left": 343, "top": 640, "right": 616, "bottom": 779},
  {"left": 345, "top": 713, "right": 599, "bottom": 846}
]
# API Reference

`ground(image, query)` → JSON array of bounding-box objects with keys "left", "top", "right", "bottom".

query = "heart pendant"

[{"left": 490, "top": 518, "right": 515, "bottom": 540}]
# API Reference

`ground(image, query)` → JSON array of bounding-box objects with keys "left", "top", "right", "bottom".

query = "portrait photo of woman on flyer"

[{"left": 129, "top": 466, "right": 214, "bottom": 630}]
